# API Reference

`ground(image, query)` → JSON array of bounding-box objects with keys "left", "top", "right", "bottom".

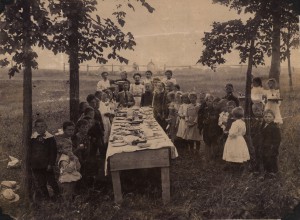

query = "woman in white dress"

[
  {"left": 264, "top": 78, "right": 283, "bottom": 124},
  {"left": 223, "top": 107, "right": 250, "bottom": 163},
  {"left": 130, "top": 73, "right": 145, "bottom": 107}
]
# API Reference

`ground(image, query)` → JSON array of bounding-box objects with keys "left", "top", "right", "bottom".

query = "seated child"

[
  {"left": 141, "top": 83, "right": 154, "bottom": 107},
  {"left": 29, "top": 119, "right": 60, "bottom": 201},
  {"left": 261, "top": 109, "right": 281, "bottom": 176},
  {"left": 222, "top": 107, "right": 250, "bottom": 169}
]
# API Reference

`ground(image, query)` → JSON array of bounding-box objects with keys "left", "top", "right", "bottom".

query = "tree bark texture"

[
  {"left": 68, "top": 12, "right": 80, "bottom": 122},
  {"left": 269, "top": 0, "right": 281, "bottom": 85},
  {"left": 21, "top": 0, "right": 33, "bottom": 200}
]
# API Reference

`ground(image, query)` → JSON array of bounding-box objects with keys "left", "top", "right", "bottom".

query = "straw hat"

[{"left": 1, "top": 189, "right": 20, "bottom": 203}]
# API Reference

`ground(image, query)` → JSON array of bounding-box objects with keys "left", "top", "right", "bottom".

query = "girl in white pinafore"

[
  {"left": 176, "top": 93, "right": 190, "bottom": 139},
  {"left": 223, "top": 107, "right": 250, "bottom": 163},
  {"left": 99, "top": 92, "right": 112, "bottom": 145},
  {"left": 264, "top": 78, "right": 283, "bottom": 124}
]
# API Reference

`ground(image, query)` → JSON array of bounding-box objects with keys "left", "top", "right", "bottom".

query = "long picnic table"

[{"left": 105, "top": 107, "right": 178, "bottom": 204}]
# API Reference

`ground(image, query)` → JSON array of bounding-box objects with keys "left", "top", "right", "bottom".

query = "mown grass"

[{"left": 0, "top": 68, "right": 300, "bottom": 219}]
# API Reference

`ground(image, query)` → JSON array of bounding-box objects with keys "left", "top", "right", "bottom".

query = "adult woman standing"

[{"left": 130, "top": 73, "right": 145, "bottom": 107}]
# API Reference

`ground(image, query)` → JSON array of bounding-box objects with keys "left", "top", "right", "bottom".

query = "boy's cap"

[{"left": 225, "top": 83, "right": 233, "bottom": 88}]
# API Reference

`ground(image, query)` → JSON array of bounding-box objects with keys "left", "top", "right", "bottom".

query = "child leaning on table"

[
  {"left": 56, "top": 121, "right": 81, "bottom": 201},
  {"left": 29, "top": 118, "right": 60, "bottom": 201}
]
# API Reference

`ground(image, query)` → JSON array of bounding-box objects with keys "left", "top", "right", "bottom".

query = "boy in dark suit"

[
  {"left": 29, "top": 119, "right": 60, "bottom": 200},
  {"left": 249, "top": 102, "right": 264, "bottom": 172},
  {"left": 117, "top": 81, "right": 135, "bottom": 108},
  {"left": 261, "top": 109, "right": 281, "bottom": 175}
]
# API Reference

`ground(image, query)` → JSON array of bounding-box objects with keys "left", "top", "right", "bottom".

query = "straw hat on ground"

[{"left": 0, "top": 189, "right": 19, "bottom": 203}]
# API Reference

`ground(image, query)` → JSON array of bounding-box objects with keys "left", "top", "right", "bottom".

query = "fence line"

[{"left": 62, "top": 63, "right": 250, "bottom": 74}]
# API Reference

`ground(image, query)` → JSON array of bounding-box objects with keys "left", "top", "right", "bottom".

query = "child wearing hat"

[
  {"left": 29, "top": 119, "right": 60, "bottom": 201},
  {"left": 130, "top": 73, "right": 145, "bottom": 107}
]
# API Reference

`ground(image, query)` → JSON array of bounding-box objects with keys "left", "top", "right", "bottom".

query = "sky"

[{"left": 28, "top": 0, "right": 300, "bottom": 69}]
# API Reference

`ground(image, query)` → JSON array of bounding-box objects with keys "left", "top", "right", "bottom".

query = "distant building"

[
  {"left": 132, "top": 62, "right": 139, "bottom": 71},
  {"left": 147, "top": 60, "right": 156, "bottom": 74}
]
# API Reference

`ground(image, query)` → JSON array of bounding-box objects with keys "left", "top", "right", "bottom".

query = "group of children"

[
  {"left": 151, "top": 77, "right": 282, "bottom": 177},
  {"left": 29, "top": 71, "right": 283, "bottom": 202}
]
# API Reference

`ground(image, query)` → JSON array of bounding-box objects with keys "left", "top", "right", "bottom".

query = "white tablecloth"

[{"left": 105, "top": 107, "right": 178, "bottom": 175}]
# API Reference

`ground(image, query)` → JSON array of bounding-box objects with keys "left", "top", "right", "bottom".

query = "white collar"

[{"left": 31, "top": 131, "right": 53, "bottom": 139}]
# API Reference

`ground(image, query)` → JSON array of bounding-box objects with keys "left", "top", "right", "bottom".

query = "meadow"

[{"left": 0, "top": 67, "right": 300, "bottom": 219}]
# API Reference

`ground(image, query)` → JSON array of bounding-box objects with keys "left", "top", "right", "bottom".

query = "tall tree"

[
  {"left": 206, "top": 0, "right": 299, "bottom": 84},
  {"left": 48, "top": 0, "right": 154, "bottom": 122},
  {"left": 281, "top": 9, "right": 299, "bottom": 91},
  {"left": 0, "top": 0, "right": 51, "bottom": 198}
]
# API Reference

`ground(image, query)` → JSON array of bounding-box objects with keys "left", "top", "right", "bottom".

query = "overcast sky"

[{"left": 34, "top": 0, "right": 300, "bottom": 69}]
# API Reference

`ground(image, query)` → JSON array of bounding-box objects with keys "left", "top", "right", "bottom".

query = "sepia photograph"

[{"left": 0, "top": 0, "right": 300, "bottom": 219}]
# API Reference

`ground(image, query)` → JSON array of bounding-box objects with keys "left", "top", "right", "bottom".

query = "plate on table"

[{"left": 111, "top": 142, "right": 127, "bottom": 147}]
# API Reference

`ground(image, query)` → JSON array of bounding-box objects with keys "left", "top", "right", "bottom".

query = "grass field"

[{"left": 1, "top": 67, "right": 300, "bottom": 219}]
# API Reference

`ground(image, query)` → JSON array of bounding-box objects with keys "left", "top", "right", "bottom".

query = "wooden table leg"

[
  {"left": 111, "top": 171, "right": 122, "bottom": 203},
  {"left": 161, "top": 167, "right": 170, "bottom": 204}
]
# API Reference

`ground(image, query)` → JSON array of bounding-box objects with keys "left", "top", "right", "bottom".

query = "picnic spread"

[
  {"left": 105, "top": 106, "right": 178, "bottom": 203},
  {"left": 105, "top": 106, "right": 179, "bottom": 175}
]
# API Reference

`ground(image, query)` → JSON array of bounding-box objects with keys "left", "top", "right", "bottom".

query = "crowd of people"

[{"left": 28, "top": 70, "right": 283, "bottom": 203}]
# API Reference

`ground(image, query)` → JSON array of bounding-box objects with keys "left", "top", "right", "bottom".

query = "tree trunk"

[
  {"left": 287, "top": 49, "right": 293, "bottom": 92},
  {"left": 68, "top": 13, "right": 80, "bottom": 122},
  {"left": 287, "top": 24, "right": 293, "bottom": 92},
  {"left": 269, "top": 0, "right": 281, "bottom": 85},
  {"left": 245, "top": 39, "right": 255, "bottom": 138},
  {"left": 21, "top": 0, "right": 33, "bottom": 200}
]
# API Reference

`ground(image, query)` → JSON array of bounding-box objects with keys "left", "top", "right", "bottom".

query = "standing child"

[
  {"left": 99, "top": 91, "right": 112, "bottom": 146},
  {"left": 141, "top": 83, "right": 154, "bottom": 107},
  {"left": 56, "top": 121, "right": 81, "bottom": 201},
  {"left": 29, "top": 119, "right": 60, "bottom": 201},
  {"left": 183, "top": 93, "right": 201, "bottom": 153},
  {"left": 72, "top": 119, "right": 91, "bottom": 187},
  {"left": 249, "top": 103, "right": 265, "bottom": 172},
  {"left": 222, "top": 107, "right": 250, "bottom": 169},
  {"left": 198, "top": 95, "right": 223, "bottom": 162},
  {"left": 176, "top": 93, "right": 190, "bottom": 149},
  {"left": 165, "top": 92, "right": 177, "bottom": 142},
  {"left": 261, "top": 109, "right": 281, "bottom": 176},
  {"left": 265, "top": 78, "right": 283, "bottom": 124},
  {"left": 223, "top": 83, "right": 239, "bottom": 107}
]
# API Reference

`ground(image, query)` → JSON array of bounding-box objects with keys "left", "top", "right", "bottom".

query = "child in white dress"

[
  {"left": 251, "top": 77, "right": 265, "bottom": 104},
  {"left": 264, "top": 78, "right": 283, "bottom": 124},
  {"left": 58, "top": 151, "right": 81, "bottom": 201},
  {"left": 223, "top": 107, "right": 250, "bottom": 165},
  {"left": 176, "top": 93, "right": 190, "bottom": 142}
]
